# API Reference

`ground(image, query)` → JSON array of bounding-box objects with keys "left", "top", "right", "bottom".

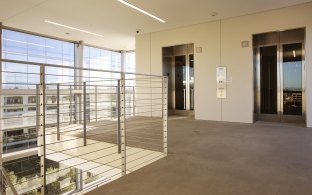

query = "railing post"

[
  {"left": 78, "top": 94, "right": 82, "bottom": 124},
  {"left": 39, "top": 65, "right": 46, "bottom": 195},
  {"left": 0, "top": 22, "right": 3, "bottom": 167},
  {"left": 0, "top": 105, "right": 2, "bottom": 166},
  {"left": 95, "top": 85, "right": 98, "bottom": 122},
  {"left": 114, "top": 86, "right": 117, "bottom": 119},
  {"left": 36, "top": 84, "right": 40, "bottom": 138},
  {"left": 4, "top": 137, "right": 7, "bottom": 155},
  {"left": 0, "top": 169, "right": 4, "bottom": 195},
  {"left": 162, "top": 76, "right": 168, "bottom": 155},
  {"left": 83, "top": 82, "right": 87, "bottom": 146},
  {"left": 0, "top": 167, "right": 18, "bottom": 195},
  {"left": 132, "top": 86, "right": 135, "bottom": 116},
  {"left": 117, "top": 81, "right": 121, "bottom": 154},
  {"left": 27, "top": 133, "right": 30, "bottom": 149},
  {"left": 120, "top": 73, "right": 126, "bottom": 176},
  {"left": 57, "top": 83, "right": 60, "bottom": 141},
  {"left": 75, "top": 168, "right": 83, "bottom": 191},
  {"left": 69, "top": 85, "right": 73, "bottom": 124}
]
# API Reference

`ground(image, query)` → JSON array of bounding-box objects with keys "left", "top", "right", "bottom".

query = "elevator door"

[
  {"left": 189, "top": 54, "right": 194, "bottom": 110},
  {"left": 260, "top": 46, "right": 278, "bottom": 115},
  {"left": 282, "top": 43, "right": 303, "bottom": 117},
  {"left": 162, "top": 44, "right": 194, "bottom": 115},
  {"left": 254, "top": 31, "right": 305, "bottom": 123},
  {"left": 175, "top": 56, "right": 186, "bottom": 110}
]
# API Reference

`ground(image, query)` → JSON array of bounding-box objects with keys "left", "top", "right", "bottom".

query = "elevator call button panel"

[{"left": 216, "top": 66, "right": 227, "bottom": 99}]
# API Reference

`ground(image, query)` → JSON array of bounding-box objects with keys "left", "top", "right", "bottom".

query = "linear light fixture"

[
  {"left": 117, "top": 0, "right": 166, "bottom": 23},
  {"left": 45, "top": 20, "right": 103, "bottom": 37},
  {"left": 293, "top": 50, "right": 296, "bottom": 58}
]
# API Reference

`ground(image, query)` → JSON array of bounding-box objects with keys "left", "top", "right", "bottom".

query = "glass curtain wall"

[
  {"left": 83, "top": 46, "right": 121, "bottom": 81},
  {"left": 125, "top": 51, "right": 135, "bottom": 73},
  {"left": 2, "top": 29, "right": 75, "bottom": 149},
  {"left": 83, "top": 46, "right": 122, "bottom": 121},
  {"left": 124, "top": 51, "right": 136, "bottom": 116},
  {"left": 1, "top": 28, "right": 135, "bottom": 194},
  {"left": 1, "top": 29, "right": 77, "bottom": 194},
  {"left": 3, "top": 29, "right": 75, "bottom": 85}
]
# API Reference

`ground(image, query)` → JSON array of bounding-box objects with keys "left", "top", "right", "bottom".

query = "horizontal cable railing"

[
  {"left": 0, "top": 166, "right": 18, "bottom": 195},
  {"left": 0, "top": 59, "right": 168, "bottom": 195}
]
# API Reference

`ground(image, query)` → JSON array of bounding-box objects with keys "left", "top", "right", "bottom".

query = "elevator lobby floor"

[{"left": 86, "top": 117, "right": 312, "bottom": 195}]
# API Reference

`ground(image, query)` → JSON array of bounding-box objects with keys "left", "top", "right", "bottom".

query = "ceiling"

[{"left": 0, "top": 0, "right": 311, "bottom": 50}]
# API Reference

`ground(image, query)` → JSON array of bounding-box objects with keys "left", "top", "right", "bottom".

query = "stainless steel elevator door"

[
  {"left": 260, "top": 46, "right": 278, "bottom": 115},
  {"left": 175, "top": 55, "right": 186, "bottom": 110},
  {"left": 254, "top": 28, "right": 305, "bottom": 123},
  {"left": 189, "top": 54, "right": 194, "bottom": 110},
  {"left": 282, "top": 43, "right": 303, "bottom": 116}
]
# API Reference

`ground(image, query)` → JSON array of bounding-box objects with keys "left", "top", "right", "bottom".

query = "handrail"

[
  {"left": 0, "top": 58, "right": 164, "bottom": 78},
  {"left": 0, "top": 166, "right": 18, "bottom": 195},
  {"left": 0, "top": 59, "right": 168, "bottom": 194}
]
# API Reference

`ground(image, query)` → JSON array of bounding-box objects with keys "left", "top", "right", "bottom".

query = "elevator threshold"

[
  {"left": 254, "top": 114, "right": 305, "bottom": 126},
  {"left": 255, "top": 114, "right": 305, "bottom": 124},
  {"left": 254, "top": 120, "right": 306, "bottom": 128},
  {"left": 169, "top": 109, "right": 194, "bottom": 117}
]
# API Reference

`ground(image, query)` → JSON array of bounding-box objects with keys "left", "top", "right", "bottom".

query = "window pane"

[
  {"left": 83, "top": 46, "right": 122, "bottom": 82},
  {"left": 125, "top": 51, "right": 135, "bottom": 72},
  {"left": 2, "top": 29, "right": 75, "bottom": 66}
]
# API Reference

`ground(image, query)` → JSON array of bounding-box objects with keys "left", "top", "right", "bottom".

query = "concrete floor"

[
  {"left": 75, "top": 117, "right": 163, "bottom": 152},
  {"left": 86, "top": 117, "right": 312, "bottom": 195}
]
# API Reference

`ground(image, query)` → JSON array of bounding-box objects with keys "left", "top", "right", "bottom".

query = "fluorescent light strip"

[
  {"left": 45, "top": 20, "right": 103, "bottom": 37},
  {"left": 293, "top": 50, "right": 296, "bottom": 58},
  {"left": 117, "top": 0, "right": 166, "bottom": 23}
]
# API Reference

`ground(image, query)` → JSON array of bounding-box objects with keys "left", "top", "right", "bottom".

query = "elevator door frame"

[
  {"left": 162, "top": 44, "right": 194, "bottom": 116},
  {"left": 254, "top": 41, "right": 305, "bottom": 123}
]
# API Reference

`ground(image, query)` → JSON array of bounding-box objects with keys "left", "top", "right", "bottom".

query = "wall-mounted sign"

[
  {"left": 241, "top": 41, "right": 249, "bottom": 48},
  {"left": 196, "top": 47, "right": 202, "bottom": 53},
  {"left": 216, "top": 66, "right": 227, "bottom": 99}
]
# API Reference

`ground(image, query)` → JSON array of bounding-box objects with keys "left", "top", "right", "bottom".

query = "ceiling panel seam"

[{"left": 1, "top": 0, "right": 50, "bottom": 22}]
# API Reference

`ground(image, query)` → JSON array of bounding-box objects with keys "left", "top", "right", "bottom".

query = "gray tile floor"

[{"left": 86, "top": 117, "right": 312, "bottom": 195}]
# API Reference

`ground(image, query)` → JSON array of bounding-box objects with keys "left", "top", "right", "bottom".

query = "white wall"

[{"left": 136, "top": 2, "right": 312, "bottom": 126}]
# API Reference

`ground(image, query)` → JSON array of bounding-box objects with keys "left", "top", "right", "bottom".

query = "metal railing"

[
  {"left": 0, "top": 166, "right": 18, "bottom": 195},
  {"left": 0, "top": 58, "right": 168, "bottom": 195}
]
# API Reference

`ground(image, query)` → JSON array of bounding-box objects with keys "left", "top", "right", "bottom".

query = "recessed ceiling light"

[
  {"left": 45, "top": 20, "right": 103, "bottom": 37},
  {"left": 210, "top": 12, "right": 218, "bottom": 17},
  {"left": 117, "top": 0, "right": 166, "bottom": 23}
]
